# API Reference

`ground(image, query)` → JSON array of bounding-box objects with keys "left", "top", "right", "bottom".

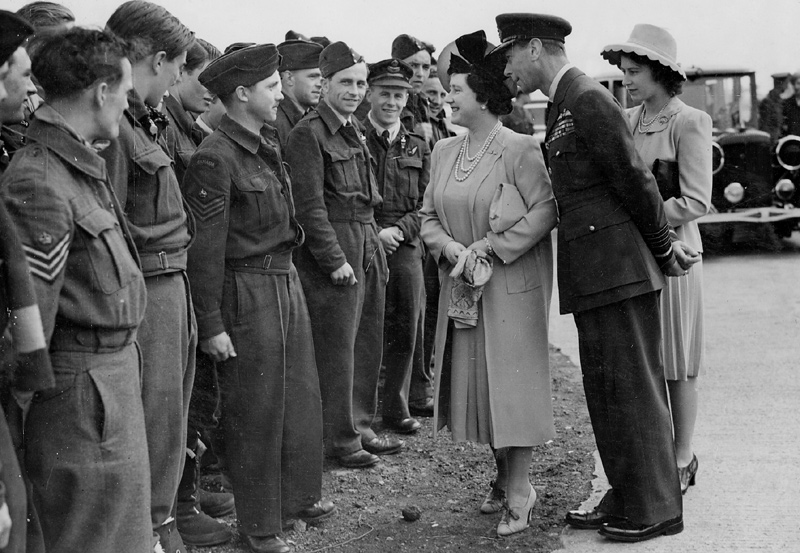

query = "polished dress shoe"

[
  {"left": 480, "top": 480, "right": 505, "bottom": 514},
  {"left": 337, "top": 449, "right": 379, "bottom": 468},
  {"left": 296, "top": 498, "right": 336, "bottom": 524},
  {"left": 244, "top": 534, "right": 290, "bottom": 553},
  {"left": 497, "top": 484, "right": 536, "bottom": 537},
  {"left": 678, "top": 454, "right": 698, "bottom": 494},
  {"left": 383, "top": 416, "right": 421, "bottom": 434},
  {"left": 362, "top": 435, "right": 404, "bottom": 455},
  {"left": 599, "top": 515, "right": 684, "bottom": 542},
  {"left": 565, "top": 507, "right": 622, "bottom": 529},
  {"left": 408, "top": 398, "right": 434, "bottom": 417}
]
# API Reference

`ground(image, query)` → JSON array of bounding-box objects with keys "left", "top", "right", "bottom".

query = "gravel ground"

[{"left": 191, "top": 344, "right": 596, "bottom": 553}]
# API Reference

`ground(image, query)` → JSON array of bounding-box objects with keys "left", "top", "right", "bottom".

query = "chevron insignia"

[
  {"left": 185, "top": 193, "right": 225, "bottom": 222},
  {"left": 23, "top": 232, "right": 70, "bottom": 283},
  {"left": 546, "top": 109, "right": 574, "bottom": 147}
]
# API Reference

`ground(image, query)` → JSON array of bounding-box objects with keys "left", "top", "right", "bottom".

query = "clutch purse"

[
  {"left": 652, "top": 158, "right": 681, "bottom": 201},
  {"left": 488, "top": 182, "right": 527, "bottom": 234}
]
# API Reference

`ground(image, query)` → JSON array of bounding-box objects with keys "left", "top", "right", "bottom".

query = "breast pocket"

[
  {"left": 231, "top": 170, "right": 286, "bottom": 229},
  {"left": 131, "top": 145, "right": 180, "bottom": 221},
  {"left": 396, "top": 157, "right": 423, "bottom": 198},
  {"left": 547, "top": 131, "right": 577, "bottom": 183},
  {"left": 326, "top": 147, "right": 364, "bottom": 192},
  {"left": 72, "top": 199, "right": 139, "bottom": 295}
]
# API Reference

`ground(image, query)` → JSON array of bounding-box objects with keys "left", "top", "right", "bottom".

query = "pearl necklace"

[
  {"left": 454, "top": 121, "right": 503, "bottom": 182},
  {"left": 638, "top": 99, "right": 671, "bottom": 133}
]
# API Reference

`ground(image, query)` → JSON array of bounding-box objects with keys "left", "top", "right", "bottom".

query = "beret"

[
  {"left": 391, "top": 34, "right": 426, "bottom": 60},
  {"left": 199, "top": 43, "right": 281, "bottom": 96},
  {"left": 319, "top": 41, "right": 364, "bottom": 79},
  {"left": 0, "top": 10, "right": 33, "bottom": 66},
  {"left": 367, "top": 58, "right": 412, "bottom": 89},
  {"left": 278, "top": 40, "right": 323, "bottom": 72},
  {"left": 492, "top": 13, "right": 572, "bottom": 54}
]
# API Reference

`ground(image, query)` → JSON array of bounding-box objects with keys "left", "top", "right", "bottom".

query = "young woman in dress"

[
  {"left": 602, "top": 24, "right": 712, "bottom": 493},
  {"left": 420, "top": 30, "right": 557, "bottom": 536}
]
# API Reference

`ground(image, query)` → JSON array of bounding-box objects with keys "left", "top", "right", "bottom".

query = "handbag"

[
  {"left": 652, "top": 158, "right": 681, "bottom": 201},
  {"left": 488, "top": 182, "right": 527, "bottom": 234}
]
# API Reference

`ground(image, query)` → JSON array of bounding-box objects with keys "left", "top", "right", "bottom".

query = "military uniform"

[
  {"left": 361, "top": 60, "right": 431, "bottom": 427},
  {"left": 164, "top": 94, "right": 204, "bottom": 186},
  {"left": 101, "top": 89, "right": 197, "bottom": 549},
  {"left": 274, "top": 99, "right": 305, "bottom": 152},
  {"left": 1, "top": 104, "right": 151, "bottom": 553},
  {"left": 184, "top": 111, "right": 324, "bottom": 537},
  {"left": 286, "top": 99, "right": 388, "bottom": 457}
]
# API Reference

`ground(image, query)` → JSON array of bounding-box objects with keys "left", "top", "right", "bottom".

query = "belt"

[
  {"left": 139, "top": 249, "right": 188, "bottom": 275},
  {"left": 50, "top": 325, "right": 137, "bottom": 353},
  {"left": 556, "top": 186, "right": 615, "bottom": 214},
  {"left": 226, "top": 251, "right": 293, "bottom": 274}
]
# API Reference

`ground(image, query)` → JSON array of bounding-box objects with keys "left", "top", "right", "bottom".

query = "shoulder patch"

[
  {"left": 23, "top": 233, "right": 70, "bottom": 283},
  {"left": 194, "top": 157, "right": 218, "bottom": 169}
]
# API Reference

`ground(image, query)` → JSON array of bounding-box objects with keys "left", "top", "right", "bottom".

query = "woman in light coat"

[{"left": 420, "top": 30, "right": 557, "bottom": 537}]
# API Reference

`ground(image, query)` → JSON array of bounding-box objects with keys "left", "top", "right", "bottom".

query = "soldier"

[
  {"left": 421, "top": 65, "right": 454, "bottom": 144},
  {"left": 1, "top": 27, "right": 150, "bottom": 553},
  {"left": 0, "top": 19, "right": 35, "bottom": 172},
  {"left": 101, "top": 2, "right": 196, "bottom": 551},
  {"left": 759, "top": 72, "right": 790, "bottom": 142},
  {"left": 361, "top": 59, "right": 430, "bottom": 435},
  {"left": 391, "top": 34, "right": 433, "bottom": 144},
  {"left": 275, "top": 39, "right": 323, "bottom": 151},
  {"left": 162, "top": 38, "right": 233, "bottom": 547},
  {"left": 286, "top": 41, "right": 402, "bottom": 468},
  {"left": 0, "top": 12, "right": 52, "bottom": 553},
  {"left": 184, "top": 44, "right": 333, "bottom": 553},
  {"left": 497, "top": 12, "right": 691, "bottom": 542}
]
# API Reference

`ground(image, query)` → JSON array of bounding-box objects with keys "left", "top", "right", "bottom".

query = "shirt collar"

[
  {"left": 367, "top": 111, "right": 401, "bottom": 143},
  {"left": 548, "top": 63, "right": 575, "bottom": 102},
  {"left": 217, "top": 114, "right": 276, "bottom": 154},
  {"left": 195, "top": 116, "right": 214, "bottom": 137}
]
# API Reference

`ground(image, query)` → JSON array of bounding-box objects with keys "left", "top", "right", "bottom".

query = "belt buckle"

[
  {"left": 262, "top": 255, "right": 272, "bottom": 270},
  {"left": 158, "top": 251, "right": 169, "bottom": 270}
]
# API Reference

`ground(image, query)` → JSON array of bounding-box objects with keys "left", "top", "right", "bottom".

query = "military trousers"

[
  {"left": 573, "top": 291, "right": 682, "bottom": 525},
  {"left": 25, "top": 343, "right": 151, "bottom": 553},
  {"left": 218, "top": 265, "right": 323, "bottom": 536},
  {"left": 416, "top": 251, "right": 439, "bottom": 403},
  {"left": 139, "top": 272, "right": 197, "bottom": 541},
  {"left": 382, "top": 243, "right": 425, "bottom": 420},
  {"left": 296, "top": 227, "right": 388, "bottom": 457}
]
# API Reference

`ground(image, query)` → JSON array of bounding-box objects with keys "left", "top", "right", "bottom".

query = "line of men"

[{"left": 0, "top": 2, "right": 458, "bottom": 553}]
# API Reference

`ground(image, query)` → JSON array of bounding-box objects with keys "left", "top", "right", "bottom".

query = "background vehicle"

[{"left": 596, "top": 66, "right": 800, "bottom": 245}]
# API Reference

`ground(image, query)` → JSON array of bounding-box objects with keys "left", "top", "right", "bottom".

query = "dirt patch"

[{"left": 193, "top": 345, "right": 595, "bottom": 553}]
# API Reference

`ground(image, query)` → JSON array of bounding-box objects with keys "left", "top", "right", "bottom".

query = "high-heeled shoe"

[
  {"left": 480, "top": 480, "right": 505, "bottom": 514},
  {"left": 497, "top": 484, "right": 536, "bottom": 537},
  {"left": 678, "top": 454, "right": 698, "bottom": 494}
]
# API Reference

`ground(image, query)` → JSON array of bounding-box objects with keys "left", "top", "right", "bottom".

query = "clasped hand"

[{"left": 665, "top": 240, "right": 701, "bottom": 277}]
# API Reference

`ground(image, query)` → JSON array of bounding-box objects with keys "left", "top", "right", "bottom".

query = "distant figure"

[
  {"left": 501, "top": 90, "right": 535, "bottom": 135},
  {"left": 780, "top": 73, "right": 800, "bottom": 137},
  {"left": 759, "top": 72, "right": 791, "bottom": 142}
]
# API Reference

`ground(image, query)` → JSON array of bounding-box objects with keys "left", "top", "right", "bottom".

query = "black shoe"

[
  {"left": 565, "top": 508, "right": 623, "bottom": 529},
  {"left": 678, "top": 454, "right": 698, "bottom": 494},
  {"left": 362, "top": 435, "right": 404, "bottom": 455},
  {"left": 383, "top": 416, "right": 421, "bottom": 434},
  {"left": 244, "top": 534, "right": 289, "bottom": 553},
  {"left": 296, "top": 499, "right": 336, "bottom": 524},
  {"left": 176, "top": 506, "right": 233, "bottom": 547},
  {"left": 408, "top": 398, "right": 434, "bottom": 417},
  {"left": 198, "top": 488, "right": 235, "bottom": 518},
  {"left": 599, "top": 515, "right": 684, "bottom": 542},
  {"left": 337, "top": 449, "right": 380, "bottom": 468}
]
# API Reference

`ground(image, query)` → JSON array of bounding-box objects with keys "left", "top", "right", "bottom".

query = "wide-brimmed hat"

[{"left": 601, "top": 24, "right": 686, "bottom": 80}]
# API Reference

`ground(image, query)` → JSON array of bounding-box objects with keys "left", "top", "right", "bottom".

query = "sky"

[{"left": 6, "top": 0, "right": 800, "bottom": 96}]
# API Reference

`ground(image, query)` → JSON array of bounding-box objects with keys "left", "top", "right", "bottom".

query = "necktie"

[{"left": 381, "top": 130, "right": 391, "bottom": 149}]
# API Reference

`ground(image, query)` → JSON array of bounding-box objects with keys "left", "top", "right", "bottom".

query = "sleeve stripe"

[
  {"left": 23, "top": 236, "right": 70, "bottom": 282},
  {"left": 21, "top": 233, "right": 70, "bottom": 262}
]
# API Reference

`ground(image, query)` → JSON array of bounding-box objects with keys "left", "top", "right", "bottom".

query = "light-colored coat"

[
  {"left": 626, "top": 97, "right": 712, "bottom": 251},
  {"left": 420, "top": 127, "right": 557, "bottom": 448}
]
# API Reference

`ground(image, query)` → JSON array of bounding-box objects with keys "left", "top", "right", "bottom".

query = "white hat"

[{"left": 601, "top": 24, "right": 686, "bottom": 80}]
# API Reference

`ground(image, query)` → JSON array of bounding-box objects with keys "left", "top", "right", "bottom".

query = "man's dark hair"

[
  {"left": 32, "top": 27, "right": 127, "bottom": 101},
  {"left": 618, "top": 52, "right": 684, "bottom": 97},
  {"left": 197, "top": 38, "right": 220, "bottom": 62},
  {"left": 184, "top": 39, "right": 209, "bottom": 73},
  {"left": 16, "top": 1, "right": 74, "bottom": 30},
  {"left": 106, "top": 0, "right": 194, "bottom": 63}
]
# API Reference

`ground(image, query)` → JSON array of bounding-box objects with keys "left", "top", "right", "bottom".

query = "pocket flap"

[
  {"left": 232, "top": 171, "right": 275, "bottom": 192},
  {"left": 74, "top": 206, "right": 118, "bottom": 238},
  {"left": 561, "top": 200, "right": 632, "bottom": 241},
  {"left": 133, "top": 146, "right": 172, "bottom": 175},
  {"left": 397, "top": 157, "right": 423, "bottom": 169},
  {"left": 328, "top": 147, "right": 361, "bottom": 162}
]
